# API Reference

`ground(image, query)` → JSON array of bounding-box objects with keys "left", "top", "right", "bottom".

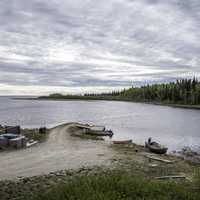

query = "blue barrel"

[{"left": 1, "top": 133, "right": 18, "bottom": 140}]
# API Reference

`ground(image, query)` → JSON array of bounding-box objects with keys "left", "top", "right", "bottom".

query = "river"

[{"left": 0, "top": 96, "right": 200, "bottom": 152}]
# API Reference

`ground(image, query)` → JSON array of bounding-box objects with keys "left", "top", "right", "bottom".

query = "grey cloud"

[{"left": 0, "top": 0, "right": 200, "bottom": 94}]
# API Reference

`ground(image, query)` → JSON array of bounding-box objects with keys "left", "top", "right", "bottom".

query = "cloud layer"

[{"left": 0, "top": 0, "right": 200, "bottom": 95}]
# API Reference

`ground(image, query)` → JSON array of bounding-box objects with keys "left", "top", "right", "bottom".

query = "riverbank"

[
  {"left": 13, "top": 96, "right": 200, "bottom": 110},
  {"left": 21, "top": 127, "right": 48, "bottom": 143},
  {"left": 1, "top": 166, "right": 199, "bottom": 200},
  {"left": 0, "top": 123, "right": 114, "bottom": 180},
  {"left": 35, "top": 170, "right": 200, "bottom": 200},
  {"left": 0, "top": 123, "right": 200, "bottom": 199},
  {"left": 0, "top": 141, "right": 200, "bottom": 200}
]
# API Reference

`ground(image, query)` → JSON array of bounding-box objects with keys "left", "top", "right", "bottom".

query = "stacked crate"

[
  {"left": 5, "top": 126, "right": 20, "bottom": 134},
  {"left": 0, "top": 136, "right": 8, "bottom": 149}
]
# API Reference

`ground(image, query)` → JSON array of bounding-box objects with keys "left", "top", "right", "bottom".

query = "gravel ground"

[{"left": 0, "top": 123, "right": 114, "bottom": 180}]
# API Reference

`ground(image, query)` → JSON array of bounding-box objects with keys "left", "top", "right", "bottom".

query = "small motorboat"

[
  {"left": 113, "top": 139, "right": 132, "bottom": 145},
  {"left": 145, "top": 138, "right": 168, "bottom": 154}
]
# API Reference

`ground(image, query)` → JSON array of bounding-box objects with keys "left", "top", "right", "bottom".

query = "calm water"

[{"left": 0, "top": 97, "right": 200, "bottom": 152}]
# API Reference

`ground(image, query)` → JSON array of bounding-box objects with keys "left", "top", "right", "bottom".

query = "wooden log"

[
  {"left": 155, "top": 175, "right": 186, "bottom": 180},
  {"left": 146, "top": 155, "right": 174, "bottom": 163}
]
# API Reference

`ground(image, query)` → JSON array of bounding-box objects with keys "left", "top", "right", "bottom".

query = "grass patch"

[
  {"left": 22, "top": 128, "right": 48, "bottom": 142},
  {"left": 68, "top": 126, "right": 104, "bottom": 141},
  {"left": 71, "top": 132, "right": 104, "bottom": 140},
  {"left": 34, "top": 170, "right": 199, "bottom": 200},
  {"left": 194, "top": 168, "right": 200, "bottom": 189}
]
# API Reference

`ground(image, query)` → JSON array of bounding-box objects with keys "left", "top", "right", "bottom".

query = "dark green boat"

[{"left": 145, "top": 138, "right": 168, "bottom": 154}]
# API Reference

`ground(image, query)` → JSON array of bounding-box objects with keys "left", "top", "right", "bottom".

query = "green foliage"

[
  {"left": 194, "top": 168, "right": 200, "bottom": 189},
  {"left": 22, "top": 129, "right": 48, "bottom": 142},
  {"left": 43, "top": 78, "right": 200, "bottom": 105},
  {"left": 117, "top": 78, "right": 200, "bottom": 105},
  {"left": 86, "top": 78, "right": 200, "bottom": 105},
  {"left": 34, "top": 171, "right": 199, "bottom": 200}
]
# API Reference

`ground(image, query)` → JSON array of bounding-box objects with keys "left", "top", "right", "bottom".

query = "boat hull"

[
  {"left": 85, "top": 130, "right": 113, "bottom": 137},
  {"left": 145, "top": 142, "right": 168, "bottom": 154}
]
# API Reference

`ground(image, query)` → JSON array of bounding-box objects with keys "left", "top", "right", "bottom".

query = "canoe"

[
  {"left": 113, "top": 140, "right": 132, "bottom": 145},
  {"left": 145, "top": 141, "right": 168, "bottom": 154}
]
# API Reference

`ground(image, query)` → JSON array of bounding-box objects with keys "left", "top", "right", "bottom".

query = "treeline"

[
  {"left": 85, "top": 78, "right": 200, "bottom": 105},
  {"left": 42, "top": 78, "right": 200, "bottom": 105},
  {"left": 120, "top": 78, "right": 200, "bottom": 105}
]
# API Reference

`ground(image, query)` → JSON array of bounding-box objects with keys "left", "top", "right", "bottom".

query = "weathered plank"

[{"left": 146, "top": 155, "right": 174, "bottom": 163}]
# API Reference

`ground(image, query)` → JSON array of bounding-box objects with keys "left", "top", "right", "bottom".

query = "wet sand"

[{"left": 0, "top": 123, "right": 114, "bottom": 180}]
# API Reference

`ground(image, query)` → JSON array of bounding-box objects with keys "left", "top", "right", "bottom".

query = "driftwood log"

[
  {"left": 155, "top": 175, "right": 186, "bottom": 180},
  {"left": 146, "top": 155, "right": 174, "bottom": 163}
]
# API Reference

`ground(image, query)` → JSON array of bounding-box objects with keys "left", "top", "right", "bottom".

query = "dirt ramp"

[{"left": 0, "top": 123, "right": 113, "bottom": 180}]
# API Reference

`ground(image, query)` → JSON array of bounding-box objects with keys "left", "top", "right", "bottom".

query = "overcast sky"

[{"left": 0, "top": 0, "right": 200, "bottom": 95}]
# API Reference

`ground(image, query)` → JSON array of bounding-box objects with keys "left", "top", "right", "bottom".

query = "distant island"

[{"left": 39, "top": 78, "right": 200, "bottom": 108}]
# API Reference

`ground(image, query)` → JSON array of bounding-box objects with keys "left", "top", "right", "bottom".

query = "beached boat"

[
  {"left": 75, "top": 124, "right": 113, "bottom": 137},
  {"left": 145, "top": 138, "right": 168, "bottom": 154},
  {"left": 113, "top": 139, "right": 132, "bottom": 145},
  {"left": 1, "top": 133, "right": 18, "bottom": 140},
  {"left": 86, "top": 130, "right": 114, "bottom": 137}
]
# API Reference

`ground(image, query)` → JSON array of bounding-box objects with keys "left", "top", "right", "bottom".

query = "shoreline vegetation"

[
  {"left": 1, "top": 167, "right": 200, "bottom": 200},
  {"left": 32, "top": 78, "right": 200, "bottom": 110}
]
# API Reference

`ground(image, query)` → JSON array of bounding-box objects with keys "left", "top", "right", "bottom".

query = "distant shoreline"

[{"left": 12, "top": 97, "right": 200, "bottom": 110}]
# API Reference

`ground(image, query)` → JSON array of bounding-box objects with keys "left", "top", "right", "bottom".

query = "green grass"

[
  {"left": 33, "top": 170, "right": 200, "bottom": 200},
  {"left": 68, "top": 126, "right": 104, "bottom": 141},
  {"left": 22, "top": 128, "right": 48, "bottom": 142},
  {"left": 194, "top": 169, "right": 200, "bottom": 188},
  {"left": 71, "top": 132, "right": 104, "bottom": 140}
]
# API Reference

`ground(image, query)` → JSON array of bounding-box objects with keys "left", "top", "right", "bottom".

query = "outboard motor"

[
  {"left": 148, "top": 137, "right": 152, "bottom": 144},
  {"left": 39, "top": 127, "right": 47, "bottom": 134},
  {"left": 108, "top": 130, "right": 114, "bottom": 138}
]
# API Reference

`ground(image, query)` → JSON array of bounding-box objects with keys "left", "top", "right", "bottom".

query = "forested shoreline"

[{"left": 40, "top": 78, "right": 200, "bottom": 105}]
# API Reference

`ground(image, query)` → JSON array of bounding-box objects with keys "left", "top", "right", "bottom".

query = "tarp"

[{"left": 1, "top": 133, "right": 18, "bottom": 140}]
